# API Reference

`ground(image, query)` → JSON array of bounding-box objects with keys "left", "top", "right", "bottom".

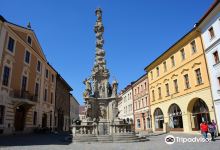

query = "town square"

[{"left": 0, "top": 0, "right": 220, "bottom": 150}]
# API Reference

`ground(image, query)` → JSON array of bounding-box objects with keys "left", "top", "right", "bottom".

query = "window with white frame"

[
  {"left": 2, "top": 66, "right": 10, "bottom": 87},
  {"left": 27, "top": 36, "right": 32, "bottom": 45},
  {"left": 208, "top": 27, "right": 215, "bottom": 39},
  {"left": 191, "top": 40, "right": 197, "bottom": 54},
  {"left": 195, "top": 68, "right": 202, "bottom": 85},
  {"left": 7, "top": 37, "right": 15, "bottom": 53},
  {"left": 24, "top": 50, "right": 31, "bottom": 64},
  {"left": 37, "top": 60, "right": 41, "bottom": 72}
]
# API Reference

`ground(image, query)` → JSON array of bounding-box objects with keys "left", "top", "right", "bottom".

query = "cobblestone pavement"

[{"left": 0, "top": 133, "right": 219, "bottom": 150}]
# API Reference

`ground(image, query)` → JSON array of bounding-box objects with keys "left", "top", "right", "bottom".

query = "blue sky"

[{"left": 0, "top": 0, "right": 213, "bottom": 104}]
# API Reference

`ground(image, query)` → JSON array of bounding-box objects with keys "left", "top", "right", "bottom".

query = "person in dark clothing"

[{"left": 208, "top": 121, "right": 215, "bottom": 141}]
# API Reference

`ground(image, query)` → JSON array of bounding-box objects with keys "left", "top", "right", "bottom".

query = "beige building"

[
  {"left": 118, "top": 84, "right": 134, "bottom": 122},
  {"left": 132, "top": 74, "right": 150, "bottom": 132},
  {"left": 0, "top": 16, "right": 56, "bottom": 134},
  {"left": 70, "top": 94, "right": 79, "bottom": 124},
  {"left": 145, "top": 28, "right": 215, "bottom": 133}
]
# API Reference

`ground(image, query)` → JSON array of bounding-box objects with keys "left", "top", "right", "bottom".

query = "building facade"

[
  {"left": 198, "top": 0, "right": 220, "bottom": 134},
  {"left": 0, "top": 16, "right": 56, "bottom": 134},
  {"left": 70, "top": 94, "right": 79, "bottom": 124},
  {"left": 132, "top": 74, "right": 150, "bottom": 132},
  {"left": 145, "top": 28, "right": 215, "bottom": 133},
  {"left": 118, "top": 84, "right": 134, "bottom": 122},
  {"left": 55, "top": 75, "right": 72, "bottom": 132}
]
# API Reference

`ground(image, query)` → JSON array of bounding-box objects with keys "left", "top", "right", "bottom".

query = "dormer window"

[{"left": 27, "top": 36, "right": 32, "bottom": 45}]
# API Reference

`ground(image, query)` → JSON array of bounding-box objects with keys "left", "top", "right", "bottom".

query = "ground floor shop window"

[
  {"left": 190, "top": 99, "right": 210, "bottom": 131},
  {"left": 154, "top": 108, "right": 164, "bottom": 129},
  {"left": 168, "top": 104, "right": 183, "bottom": 130}
]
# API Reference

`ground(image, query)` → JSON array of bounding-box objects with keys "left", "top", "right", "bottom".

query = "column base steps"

[{"left": 72, "top": 133, "right": 149, "bottom": 143}]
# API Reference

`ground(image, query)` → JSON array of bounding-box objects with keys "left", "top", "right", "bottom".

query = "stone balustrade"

[
  {"left": 110, "top": 124, "right": 133, "bottom": 134},
  {"left": 72, "top": 125, "right": 97, "bottom": 136},
  {"left": 72, "top": 123, "right": 134, "bottom": 136}
]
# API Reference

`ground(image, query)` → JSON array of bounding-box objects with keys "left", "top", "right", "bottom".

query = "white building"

[
  {"left": 70, "top": 94, "right": 79, "bottom": 124},
  {"left": 198, "top": 0, "right": 220, "bottom": 134},
  {"left": 118, "top": 84, "right": 134, "bottom": 122}
]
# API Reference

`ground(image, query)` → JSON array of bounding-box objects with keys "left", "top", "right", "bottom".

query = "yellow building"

[{"left": 145, "top": 28, "right": 215, "bottom": 133}]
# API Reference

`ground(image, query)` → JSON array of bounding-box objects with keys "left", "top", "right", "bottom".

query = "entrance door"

[
  {"left": 14, "top": 105, "right": 25, "bottom": 131},
  {"left": 58, "top": 112, "right": 64, "bottom": 131},
  {"left": 42, "top": 113, "right": 47, "bottom": 128}
]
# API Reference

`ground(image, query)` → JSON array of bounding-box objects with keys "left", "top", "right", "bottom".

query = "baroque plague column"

[{"left": 72, "top": 8, "right": 133, "bottom": 136}]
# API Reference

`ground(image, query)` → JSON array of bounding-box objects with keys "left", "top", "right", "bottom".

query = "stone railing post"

[{"left": 72, "top": 126, "right": 76, "bottom": 136}]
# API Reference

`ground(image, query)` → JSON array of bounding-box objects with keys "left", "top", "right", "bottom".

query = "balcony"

[{"left": 9, "top": 90, "right": 38, "bottom": 103}]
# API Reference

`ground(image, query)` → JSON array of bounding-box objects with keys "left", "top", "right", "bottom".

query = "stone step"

[{"left": 73, "top": 134, "right": 147, "bottom": 143}]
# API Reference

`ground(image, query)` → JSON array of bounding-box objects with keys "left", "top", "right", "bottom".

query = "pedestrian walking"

[
  {"left": 200, "top": 121, "right": 208, "bottom": 140},
  {"left": 208, "top": 121, "right": 215, "bottom": 141},
  {"left": 211, "top": 120, "right": 217, "bottom": 137}
]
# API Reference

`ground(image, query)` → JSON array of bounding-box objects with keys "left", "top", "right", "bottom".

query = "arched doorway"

[
  {"left": 154, "top": 108, "right": 164, "bottom": 130},
  {"left": 42, "top": 113, "right": 47, "bottom": 128},
  {"left": 14, "top": 105, "right": 26, "bottom": 131},
  {"left": 190, "top": 98, "right": 210, "bottom": 131},
  {"left": 168, "top": 104, "right": 183, "bottom": 131}
]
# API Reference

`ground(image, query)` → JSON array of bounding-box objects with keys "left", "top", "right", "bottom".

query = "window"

[
  {"left": 152, "top": 90, "right": 155, "bottom": 101},
  {"left": 141, "top": 85, "right": 143, "bottom": 91},
  {"left": 144, "top": 82, "right": 147, "bottom": 89},
  {"left": 209, "top": 27, "right": 215, "bottom": 39},
  {"left": 2, "top": 66, "right": 10, "bottom": 86},
  {"left": 145, "top": 97, "right": 148, "bottom": 106},
  {"left": 35, "top": 83, "right": 39, "bottom": 97},
  {"left": 27, "top": 36, "right": 32, "bottom": 45},
  {"left": 135, "top": 89, "right": 136, "bottom": 95},
  {"left": 171, "top": 56, "right": 175, "bottom": 67},
  {"left": 151, "top": 71, "right": 153, "bottom": 80},
  {"left": 158, "top": 87, "right": 161, "bottom": 99},
  {"left": 33, "top": 111, "right": 37, "bottom": 125},
  {"left": 165, "top": 83, "right": 170, "bottom": 96},
  {"left": 0, "top": 105, "right": 5, "bottom": 124},
  {"left": 44, "top": 89, "right": 48, "bottom": 101},
  {"left": 184, "top": 74, "right": 190, "bottom": 89},
  {"left": 52, "top": 74, "right": 54, "bottom": 83},
  {"left": 25, "top": 50, "right": 31, "bottom": 64},
  {"left": 21, "top": 76, "right": 27, "bottom": 92},
  {"left": 195, "top": 68, "right": 202, "bottom": 85},
  {"left": 138, "top": 101, "right": 140, "bottom": 109},
  {"left": 45, "top": 69, "right": 49, "bottom": 78},
  {"left": 163, "top": 61, "right": 167, "bottom": 72},
  {"left": 173, "top": 79, "right": 178, "bottom": 93},
  {"left": 156, "top": 67, "right": 159, "bottom": 77},
  {"left": 213, "top": 51, "right": 219, "bottom": 64},
  {"left": 191, "top": 40, "right": 197, "bottom": 53},
  {"left": 7, "top": 37, "right": 15, "bottom": 53},
  {"left": 138, "top": 87, "right": 139, "bottom": 93},
  {"left": 137, "top": 119, "right": 141, "bottom": 128},
  {"left": 142, "top": 98, "right": 144, "bottom": 107},
  {"left": 37, "top": 61, "right": 41, "bottom": 72},
  {"left": 218, "top": 77, "right": 220, "bottom": 87},
  {"left": 180, "top": 49, "right": 185, "bottom": 60}
]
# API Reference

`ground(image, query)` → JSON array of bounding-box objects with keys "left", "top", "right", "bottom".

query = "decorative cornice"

[{"left": 192, "top": 62, "right": 201, "bottom": 68}]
